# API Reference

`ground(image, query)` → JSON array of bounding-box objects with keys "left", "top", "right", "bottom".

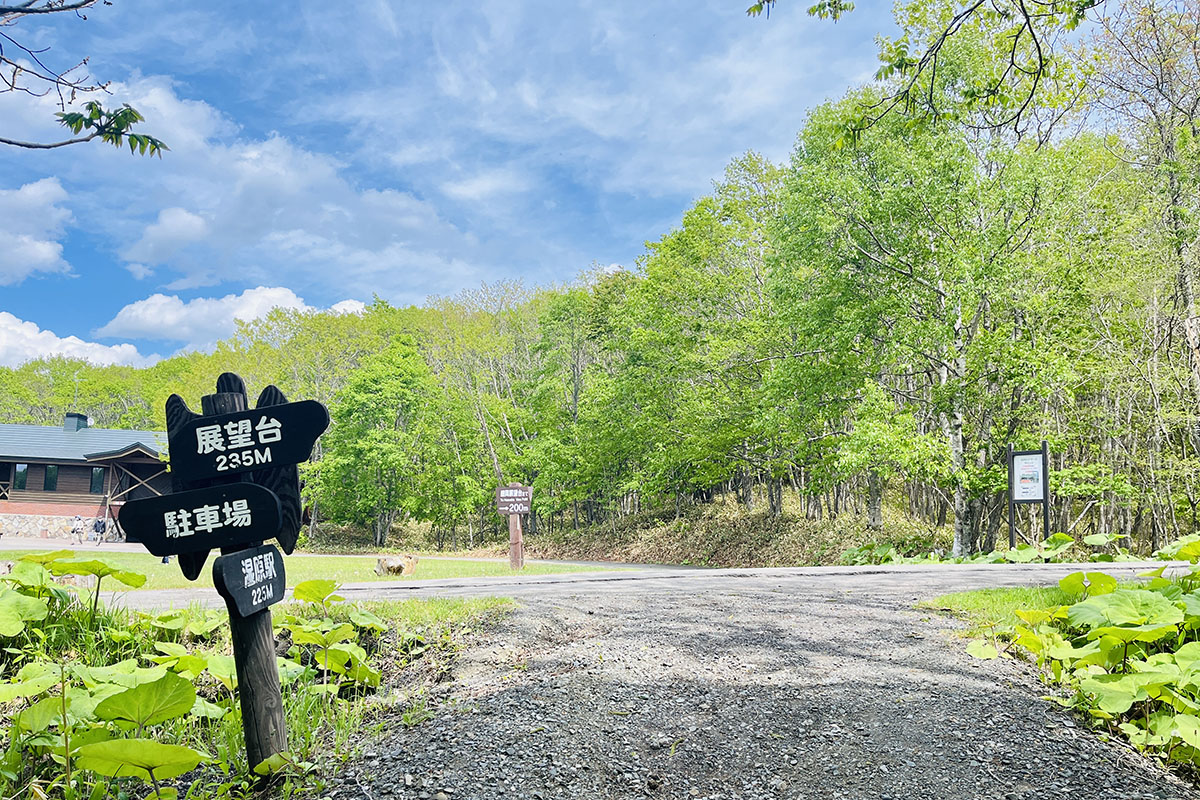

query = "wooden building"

[{"left": 0, "top": 413, "right": 169, "bottom": 539}]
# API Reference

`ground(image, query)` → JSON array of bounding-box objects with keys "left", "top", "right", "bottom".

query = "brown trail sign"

[
  {"left": 118, "top": 372, "right": 329, "bottom": 774},
  {"left": 496, "top": 483, "right": 532, "bottom": 570}
]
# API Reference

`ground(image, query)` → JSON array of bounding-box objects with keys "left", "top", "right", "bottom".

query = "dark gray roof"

[{"left": 0, "top": 423, "right": 166, "bottom": 463}]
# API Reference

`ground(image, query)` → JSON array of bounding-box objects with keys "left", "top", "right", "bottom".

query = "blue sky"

[{"left": 0, "top": 0, "right": 894, "bottom": 366}]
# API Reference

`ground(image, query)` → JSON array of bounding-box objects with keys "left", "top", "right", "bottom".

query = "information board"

[{"left": 1011, "top": 453, "right": 1046, "bottom": 502}]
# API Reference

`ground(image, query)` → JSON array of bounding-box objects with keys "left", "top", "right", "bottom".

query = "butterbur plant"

[
  {"left": 0, "top": 553, "right": 425, "bottom": 798},
  {"left": 967, "top": 564, "right": 1200, "bottom": 769}
]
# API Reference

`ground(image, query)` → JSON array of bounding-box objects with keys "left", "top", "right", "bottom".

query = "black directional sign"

[
  {"left": 144, "top": 372, "right": 327, "bottom": 773},
  {"left": 213, "top": 544, "right": 286, "bottom": 617},
  {"left": 119, "top": 483, "right": 282, "bottom": 557},
  {"left": 165, "top": 399, "right": 329, "bottom": 482}
]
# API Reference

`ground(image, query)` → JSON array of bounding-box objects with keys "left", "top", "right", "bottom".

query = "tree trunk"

[{"left": 866, "top": 471, "right": 883, "bottom": 531}]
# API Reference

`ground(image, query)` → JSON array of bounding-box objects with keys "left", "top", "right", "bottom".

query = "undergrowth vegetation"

[
  {"left": 841, "top": 531, "right": 1142, "bottom": 567},
  {"left": 951, "top": 547, "right": 1200, "bottom": 779},
  {"left": 0, "top": 550, "right": 507, "bottom": 799}
]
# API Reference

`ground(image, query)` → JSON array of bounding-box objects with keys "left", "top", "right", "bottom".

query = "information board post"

[
  {"left": 202, "top": 389, "right": 287, "bottom": 771},
  {"left": 1008, "top": 440, "right": 1051, "bottom": 548},
  {"left": 496, "top": 482, "right": 532, "bottom": 571}
]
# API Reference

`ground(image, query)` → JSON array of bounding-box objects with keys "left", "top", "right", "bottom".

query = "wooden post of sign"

[
  {"left": 509, "top": 498, "right": 524, "bottom": 571},
  {"left": 1007, "top": 443, "right": 1016, "bottom": 549},
  {"left": 1041, "top": 439, "right": 1051, "bottom": 541},
  {"left": 202, "top": 391, "right": 287, "bottom": 770}
]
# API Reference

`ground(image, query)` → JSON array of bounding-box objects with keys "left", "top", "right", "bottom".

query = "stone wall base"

[{"left": 0, "top": 513, "right": 90, "bottom": 539}]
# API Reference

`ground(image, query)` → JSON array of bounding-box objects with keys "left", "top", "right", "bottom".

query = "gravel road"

[{"left": 317, "top": 564, "right": 1198, "bottom": 800}]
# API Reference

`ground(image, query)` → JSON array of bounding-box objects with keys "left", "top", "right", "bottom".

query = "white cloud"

[
  {"left": 330, "top": 299, "right": 366, "bottom": 314},
  {"left": 96, "top": 286, "right": 310, "bottom": 347},
  {"left": 0, "top": 178, "right": 73, "bottom": 285},
  {"left": 122, "top": 207, "right": 209, "bottom": 265},
  {"left": 38, "top": 79, "right": 497, "bottom": 302},
  {"left": 441, "top": 168, "right": 530, "bottom": 202},
  {"left": 95, "top": 286, "right": 368, "bottom": 350},
  {"left": 0, "top": 311, "right": 150, "bottom": 368}
]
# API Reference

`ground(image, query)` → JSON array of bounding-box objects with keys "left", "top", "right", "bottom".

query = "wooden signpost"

[
  {"left": 496, "top": 483, "right": 532, "bottom": 570},
  {"left": 1008, "top": 440, "right": 1051, "bottom": 548},
  {"left": 119, "top": 373, "right": 329, "bottom": 773}
]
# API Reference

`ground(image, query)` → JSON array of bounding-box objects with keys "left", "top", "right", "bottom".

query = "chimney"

[{"left": 64, "top": 413, "right": 89, "bottom": 432}]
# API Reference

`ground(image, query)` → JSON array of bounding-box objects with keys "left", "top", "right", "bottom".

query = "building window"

[
  {"left": 43, "top": 465, "right": 58, "bottom": 492},
  {"left": 13, "top": 464, "right": 27, "bottom": 490},
  {"left": 90, "top": 467, "right": 105, "bottom": 494}
]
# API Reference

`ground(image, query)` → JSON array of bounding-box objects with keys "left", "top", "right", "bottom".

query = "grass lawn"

[
  {"left": 0, "top": 548, "right": 622, "bottom": 591},
  {"left": 921, "top": 585, "right": 1074, "bottom": 634}
]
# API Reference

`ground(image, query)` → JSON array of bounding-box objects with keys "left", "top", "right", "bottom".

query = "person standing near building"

[
  {"left": 92, "top": 516, "right": 107, "bottom": 546},
  {"left": 70, "top": 516, "right": 85, "bottom": 545}
]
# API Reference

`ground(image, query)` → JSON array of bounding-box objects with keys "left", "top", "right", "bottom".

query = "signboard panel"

[
  {"left": 496, "top": 484, "right": 532, "bottom": 515},
  {"left": 213, "top": 544, "right": 286, "bottom": 617},
  {"left": 1011, "top": 453, "right": 1046, "bottom": 503},
  {"left": 166, "top": 399, "right": 329, "bottom": 482},
  {"left": 119, "top": 483, "right": 282, "bottom": 557}
]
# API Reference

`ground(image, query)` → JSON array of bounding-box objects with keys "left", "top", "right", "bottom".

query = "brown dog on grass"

[{"left": 375, "top": 554, "right": 419, "bottom": 576}]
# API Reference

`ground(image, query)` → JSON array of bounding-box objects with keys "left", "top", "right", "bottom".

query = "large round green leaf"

[
  {"left": 293, "top": 579, "right": 343, "bottom": 605},
  {"left": 47, "top": 560, "right": 147, "bottom": 589},
  {"left": 75, "top": 739, "right": 208, "bottom": 781},
  {"left": 1058, "top": 572, "right": 1118, "bottom": 598},
  {"left": 1067, "top": 589, "right": 1183, "bottom": 630},
  {"left": 0, "top": 589, "right": 49, "bottom": 637},
  {"left": 95, "top": 672, "right": 195, "bottom": 728},
  {"left": 1087, "top": 624, "right": 1178, "bottom": 644}
]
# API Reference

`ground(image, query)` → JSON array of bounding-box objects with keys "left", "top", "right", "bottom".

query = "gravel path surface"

[{"left": 321, "top": 565, "right": 1197, "bottom": 800}]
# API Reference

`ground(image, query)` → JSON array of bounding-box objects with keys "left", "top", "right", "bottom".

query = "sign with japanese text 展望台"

[{"left": 165, "top": 399, "right": 328, "bottom": 483}]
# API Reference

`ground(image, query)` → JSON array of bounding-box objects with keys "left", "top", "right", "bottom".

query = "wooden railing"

[{"left": 0, "top": 481, "right": 8, "bottom": 501}]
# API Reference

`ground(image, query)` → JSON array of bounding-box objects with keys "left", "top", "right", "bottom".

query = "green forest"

[{"left": 5, "top": 3, "right": 1200, "bottom": 561}]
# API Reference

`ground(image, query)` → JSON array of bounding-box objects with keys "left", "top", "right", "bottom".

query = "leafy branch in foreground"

[
  {"left": 747, "top": 0, "right": 1101, "bottom": 140},
  {"left": 0, "top": 99, "right": 168, "bottom": 154},
  {"left": 0, "top": 1, "right": 167, "bottom": 153}
]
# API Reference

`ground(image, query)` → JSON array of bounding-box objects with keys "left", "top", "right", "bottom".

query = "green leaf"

[
  {"left": 73, "top": 660, "right": 167, "bottom": 689},
  {"left": 966, "top": 640, "right": 998, "bottom": 660},
  {"left": 276, "top": 657, "right": 308, "bottom": 686},
  {"left": 349, "top": 608, "right": 387, "bottom": 632},
  {"left": 253, "top": 751, "right": 314, "bottom": 776},
  {"left": 94, "top": 672, "right": 196, "bottom": 728},
  {"left": 1058, "top": 571, "right": 1118, "bottom": 598},
  {"left": 0, "top": 674, "right": 58, "bottom": 702},
  {"left": 293, "top": 579, "right": 344, "bottom": 605},
  {"left": 207, "top": 654, "right": 237, "bottom": 692},
  {"left": 0, "top": 589, "right": 49, "bottom": 637},
  {"left": 46, "top": 559, "right": 147, "bottom": 588},
  {"left": 1003, "top": 545, "right": 1040, "bottom": 563},
  {"left": 1174, "top": 714, "right": 1200, "bottom": 749},
  {"left": 1068, "top": 589, "right": 1184, "bottom": 630},
  {"left": 189, "top": 696, "right": 228, "bottom": 720},
  {"left": 75, "top": 739, "right": 209, "bottom": 781},
  {"left": 1014, "top": 608, "right": 1051, "bottom": 626},
  {"left": 17, "top": 550, "right": 75, "bottom": 565}
]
